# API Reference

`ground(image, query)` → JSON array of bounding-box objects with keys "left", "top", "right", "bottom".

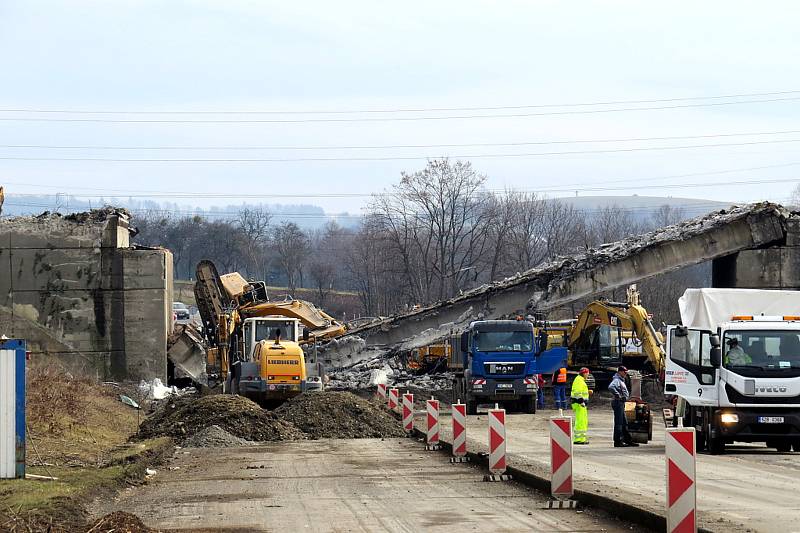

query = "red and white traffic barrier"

[
  {"left": 425, "top": 398, "right": 440, "bottom": 450},
  {"left": 546, "top": 416, "right": 576, "bottom": 508},
  {"left": 388, "top": 388, "right": 399, "bottom": 411},
  {"left": 484, "top": 405, "right": 511, "bottom": 481},
  {"left": 402, "top": 392, "right": 414, "bottom": 432},
  {"left": 450, "top": 401, "right": 469, "bottom": 463},
  {"left": 376, "top": 383, "right": 387, "bottom": 399},
  {"left": 666, "top": 428, "right": 696, "bottom": 533}
]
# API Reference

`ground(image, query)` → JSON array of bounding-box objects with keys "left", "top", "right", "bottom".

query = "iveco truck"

[
  {"left": 451, "top": 319, "right": 568, "bottom": 414},
  {"left": 665, "top": 289, "right": 800, "bottom": 453}
]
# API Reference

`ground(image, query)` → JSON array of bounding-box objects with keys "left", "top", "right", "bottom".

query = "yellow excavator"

[
  {"left": 194, "top": 260, "right": 346, "bottom": 402},
  {"left": 537, "top": 285, "right": 665, "bottom": 443}
]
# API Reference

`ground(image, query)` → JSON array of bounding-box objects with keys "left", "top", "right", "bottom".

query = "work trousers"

[
  {"left": 537, "top": 388, "right": 545, "bottom": 409},
  {"left": 571, "top": 402, "right": 588, "bottom": 443},
  {"left": 611, "top": 398, "right": 632, "bottom": 444},
  {"left": 553, "top": 384, "right": 567, "bottom": 409}
]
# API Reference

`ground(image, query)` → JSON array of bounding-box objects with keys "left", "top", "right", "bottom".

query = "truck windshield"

[
  {"left": 723, "top": 329, "right": 800, "bottom": 377},
  {"left": 255, "top": 320, "right": 295, "bottom": 343},
  {"left": 474, "top": 331, "right": 533, "bottom": 352}
]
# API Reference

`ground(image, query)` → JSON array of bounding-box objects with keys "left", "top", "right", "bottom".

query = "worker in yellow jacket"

[{"left": 570, "top": 367, "right": 592, "bottom": 444}]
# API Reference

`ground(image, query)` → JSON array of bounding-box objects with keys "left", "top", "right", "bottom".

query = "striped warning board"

[
  {"left": 377, "top": 383, "right": 387, "bottom": 399},
  {"left": 388, "top": 388, "right": 399, "bottom": 411},
  {"left": 550, "top": 416, "right": 573, "bottom": 499},
  {"left": 484, "top": 406, "right": 510, "bottom": 480},
  {"left": 666, "top": 428, "right": 696, "bottom": 533},
  {"left": 426, "top": 398, "right": 440, "bottom": 450},
  {"left": 450, "top": 402, "right": 469, "bottom": 462},
  {"left": 402, "top": 393, "right": 414, "bottom": 432}
]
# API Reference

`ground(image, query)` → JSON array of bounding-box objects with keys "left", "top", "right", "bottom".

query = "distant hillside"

[
  {"left": 557, "top": 195, "right": 731, "bottom": 221},
  {"left": 0, "top": 193, "right": 358, "bottom": 229}
]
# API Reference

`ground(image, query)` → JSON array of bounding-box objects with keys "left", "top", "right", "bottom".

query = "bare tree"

[
  {"left": 650, "top": 204, "right": 686, "bottom": 229},
  {"left": 236, "top": 207, "right": 272, "bottom": 279},
  {"left": 273, "top": 221, "right": 310, "bottom": 295}
]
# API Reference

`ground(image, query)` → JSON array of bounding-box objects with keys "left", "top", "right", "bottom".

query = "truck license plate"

[
  {"left": 497, "top": 383, "right": 513, "bottom": 388},
  {"left": 758, "top": 416, "right": 784, "bottom": 424}
]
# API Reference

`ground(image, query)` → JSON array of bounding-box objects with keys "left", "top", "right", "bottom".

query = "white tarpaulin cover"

[{"left": 678, "top": 288, "right": 800, "bottom": 330}]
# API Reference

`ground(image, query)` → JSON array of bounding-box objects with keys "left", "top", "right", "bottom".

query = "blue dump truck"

[{"left": 450, "top": 320, "right": 568, "bottom": 414}]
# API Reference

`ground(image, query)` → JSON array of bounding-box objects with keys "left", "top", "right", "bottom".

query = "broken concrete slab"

[{"left": 333, "top": 202, "right": 794, "bottom": 359}]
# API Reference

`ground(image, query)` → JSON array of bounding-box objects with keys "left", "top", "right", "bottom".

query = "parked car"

[{"left": 173, "top": 302, "right": 191, "bottom": 323}]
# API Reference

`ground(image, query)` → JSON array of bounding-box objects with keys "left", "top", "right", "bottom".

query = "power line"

[
  {"left": 3, "top": 128, "right": 800, "bottom": 151},
  {"left": 3, "top": 161, "right": 800, "bottom": 199},
  {"left": 2, "top": 138, "right": 800, "bottom": 162},
  {"left": 3, "top": 89, "right": 799, "bottom": 115},
  {"left": 1, "top": 96, "right": 799, "bottom": 124}
]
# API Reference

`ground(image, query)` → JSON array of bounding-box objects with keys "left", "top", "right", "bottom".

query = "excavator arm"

[
  {"left": 568, "top": 285, "right": 665, "bottom": 376},
  {"left": 240, "top": 299, "right": 346, "bottom": 342}
]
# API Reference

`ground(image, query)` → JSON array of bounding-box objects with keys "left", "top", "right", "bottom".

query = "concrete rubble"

[
  {"left": 326, "top": 353, "right": 453, "bottom": 393},
  {"left": 326, "top": 202, "right": 796, "bottom": 362}
]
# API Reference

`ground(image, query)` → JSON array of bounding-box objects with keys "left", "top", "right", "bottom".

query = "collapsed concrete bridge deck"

[{"left": 331, "top": 202, "right": 797, "bottom": 359}]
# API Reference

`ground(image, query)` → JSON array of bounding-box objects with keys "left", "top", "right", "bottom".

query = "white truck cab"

[{"left": 665, "top": 289, "right": 800, "bottom": 453}]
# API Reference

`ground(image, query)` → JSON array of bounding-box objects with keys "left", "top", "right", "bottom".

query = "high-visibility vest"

[
  {"left": 556, "top": 367, "right": 567, "bottom": 383},
  {"left": 571, "top": 374, "right": 590, "bottom": 400}
]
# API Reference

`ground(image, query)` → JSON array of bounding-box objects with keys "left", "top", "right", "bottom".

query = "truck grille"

[{"left": 484, "top": 362, "right": 525, "bottom": 375}]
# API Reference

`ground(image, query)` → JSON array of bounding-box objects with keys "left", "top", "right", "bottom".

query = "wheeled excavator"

[{"left": 193, "top": 260, "right": 346, "bottom": 404}]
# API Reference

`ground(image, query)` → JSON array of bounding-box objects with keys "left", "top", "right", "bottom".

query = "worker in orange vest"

[{"left": 552, "top": 367, "right": 568, "bottom": 409}]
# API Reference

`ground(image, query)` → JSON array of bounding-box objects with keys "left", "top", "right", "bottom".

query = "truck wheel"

[
  {"left": 772, "top": 439, "right": 792, "bottom": 453},
  {"left": 466, "top": 399, "right": 478, "bottom": 415},
  {"left": 520, "top": 395, "right": 536, "bottom": 414},
  {"left": 708, "top": 436, "right": 725, "bottom": 455}
]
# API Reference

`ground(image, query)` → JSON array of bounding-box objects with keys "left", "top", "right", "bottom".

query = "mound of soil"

[
  {"left": 274, "top": 391, "right": 406, "bottom": 439},
  {"left": 182, "top": 425, "right": 255, "bottom": 448},
  {"left": 87, "top": 511, "right": 153, "bottom": 532},
  {"left": 137, "top": 395, "right": 304, "bottom": 443}
]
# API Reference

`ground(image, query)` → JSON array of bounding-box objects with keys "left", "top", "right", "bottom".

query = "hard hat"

[{"left": 579, "top": 367, "right": 590, "bottom": 374}]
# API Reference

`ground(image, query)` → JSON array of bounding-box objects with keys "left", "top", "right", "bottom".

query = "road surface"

[
  {"left": 421, "top": 406, "right": 800, "bottom": 533},
  {"left": 91, "top": 438, "right": 642, "bottom": 532}
]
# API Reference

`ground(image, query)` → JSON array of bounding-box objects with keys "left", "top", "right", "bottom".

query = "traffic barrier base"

[
  {"left": 483, "top": 473, "right": 513, "bottom": 482},
  {"left": 542, "top": 500, "right": 578, "bottom": 509},
  {"left": 449, "top": 456, "right": 470, "bottom": 463}
]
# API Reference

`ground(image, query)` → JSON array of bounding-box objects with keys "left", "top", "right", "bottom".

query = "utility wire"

[
  {"left": 2, "top": 138, "right": 800, "bottom": 161},
  {"left": 3, "top": 128, "right": 800, "bottom": 151},
  {"left": 2, "top": 89, "right": 799, "bottom": 115},
  {"left": 1, "top": 96, "right": 799, "bottom": 123},
  {"left": 3, "top": 161, "right": 800, "bottom": 198}
]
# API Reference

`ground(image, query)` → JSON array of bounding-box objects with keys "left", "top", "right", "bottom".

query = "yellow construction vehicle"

[
  {"left": 567, "top": 284, "right": 665, "bottom": 380},
  {"left": 406, "top": 343, "right": 450, "bottom": 374},
  {"left": 532, "top": 286, "right": 664, "bottom": 443},
  {"left": 194, "top": 260, "right": 346, "bottom": 399}
]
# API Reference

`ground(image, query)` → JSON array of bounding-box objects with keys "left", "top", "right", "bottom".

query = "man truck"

[
  {"left": 665, "top": 288, "right": 800, "bottom": 453},
  {"left": 450, "top": 319, "right": 568, "bottom": 415}
]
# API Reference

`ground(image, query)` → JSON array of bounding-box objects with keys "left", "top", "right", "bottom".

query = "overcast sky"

[{"left": 1, "top": 1, "right": 800, "bottom": 215}]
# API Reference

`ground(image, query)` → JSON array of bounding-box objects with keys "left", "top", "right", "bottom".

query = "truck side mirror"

[
  {"left": 710, "top": 346, "right": 722, "bottom": 367},
  {"left": 303, "top": 328, "right": 310, "bottom": 341},
  {"left": 460, "top": 332, "right": 469, "bottom": 353},
  {"left": 709, "top": 334, "right": 721, "bottom": 348}
]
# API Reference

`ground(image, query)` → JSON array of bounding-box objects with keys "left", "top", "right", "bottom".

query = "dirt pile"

[
  {"left": 137, "top": 395, "right": 304, "bottom": 443},
  {"left": 86, "top": 511, "right": 154, "bottom": 533},
  {"left": 274, "top": 391, "right": 406, "bottom": 439},
  {"left": 182, "top": 425, "right": 255, "bottom": 448}
]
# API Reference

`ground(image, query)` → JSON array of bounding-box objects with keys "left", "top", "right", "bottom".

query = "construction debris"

[
  {"left": 274, "top": 391, "right": 406, "bottom": 439},
  {"left": 86, "top": 511, "right": 153, "bottom": 533},
  {"left": 136, "top": 395, "right": 304, "bottom": 443},
  {"left": 183, "top": 425, "right": 255, "bottom": 448},
  {"left": 330, "top": 202, "right": 793, "bottom": 360},
  {"left": 326, "top": 353, "right": 452, "bottom": 393}
]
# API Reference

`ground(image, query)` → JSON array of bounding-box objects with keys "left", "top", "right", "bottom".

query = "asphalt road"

[
  {"left": 91, "top": 438, "right": 642, "bottom": 532},
  {"left": 422, "top": 406, "right": 800, "bottom": 533}
]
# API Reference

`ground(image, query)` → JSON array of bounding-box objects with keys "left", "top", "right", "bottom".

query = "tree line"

[{"left": 133, "top": 158, "right": 703, "bottom": 322}]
